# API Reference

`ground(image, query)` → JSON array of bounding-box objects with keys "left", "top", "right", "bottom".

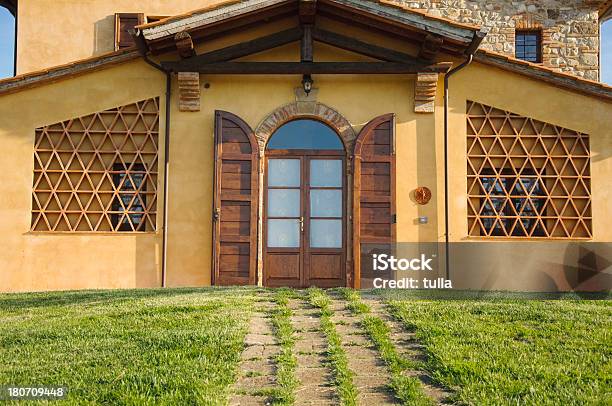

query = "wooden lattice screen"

[
  {"left": 31, "top": 98, "right": 160, "bottom": 232},
  {"left": 466, "top": 101, "right": 591, "bottom": 239}
]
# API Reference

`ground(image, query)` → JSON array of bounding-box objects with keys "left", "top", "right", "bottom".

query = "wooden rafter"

[
  {"left": 466, "top": 101, "right": 592, "bottom": 239},
  {"left": 299, "top": 0, "right": 317, "bottom": 24},
  {"left": 173, "top": 27, "right": 302, "bottom": 65},
  {"left": 161, "top": 61, "right": 452, "bottom": 74},
  {"left": 311, "top": 28, "right": 419, "bottom": 63},
  {"left": 418, "top": 34, "right": 444, "bottom": 62},
  {"left": 174, "top": 31, "right": 196, "bottom": 59},
  {"left": 301, "top": 24, "right": 314, "bottom": 62}
]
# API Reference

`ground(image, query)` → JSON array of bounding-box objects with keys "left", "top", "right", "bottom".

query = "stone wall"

[{"left": 397, "top": 0, "right": 601, "bottom": 80}]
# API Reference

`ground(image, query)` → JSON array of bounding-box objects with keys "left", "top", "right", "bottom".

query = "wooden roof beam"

[
  {"left": 174, "top": 32, "right": 196, "bottom": 59},
  {"left": 299, "top": 0, "right": 317, "bottom": 24},
  {"left": 172, "top": 27, "right": 302, "bottom": 64},
  {"left": 312, "top": 27, "right": 420, "bottom": 63},
  {"left": 418, "top": 34, "right": 444, "bottom": 62},
  {"left": 301, "top": 25, "right": 313, "bottom": 62},
  {"left": 160, "top": 61, "right": 453, "bottom": 74}
]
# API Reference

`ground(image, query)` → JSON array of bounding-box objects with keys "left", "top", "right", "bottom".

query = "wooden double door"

[
  {"left": 212, "top": 111, "right": 395, "bottom": 289},
  {"left": 264, "top": 151, "right": 346, "bottom": 287}
]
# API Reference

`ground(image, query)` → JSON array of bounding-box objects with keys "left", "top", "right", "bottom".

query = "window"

[
  {"left": 479, "top": 169, "right": 546, "bottom": 237},
  {"left": 267, "top": 119, "right": 343, "bottom": 150},
  {"left": 466, "top": 101, "right": 592, "bottom": 239},
  {"left": 112, "top": 163, "right": 147, "bottom": 231},
  {"left": 515, "top": 30, "right": 541, "bottom": 63},
  {"left": 114, "top": 13, "right": 144, "bottom": 50},
  {"left": 31, "top": 98, "right": 159, "bottom": 232}
]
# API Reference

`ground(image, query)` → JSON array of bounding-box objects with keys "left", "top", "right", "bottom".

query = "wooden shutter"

[
  {"left": 114, "top": 13, "right": 144, "bottom": 50},
  {"left": 352, "top": 114, "right": 396, "bottom": 288},
  {"left": 213, "top": 111, "right": 259, "bottom": 285}
]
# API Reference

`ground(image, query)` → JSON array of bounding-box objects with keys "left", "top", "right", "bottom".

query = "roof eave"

[{"left": 474, "top": 50, "right": 612, "bottom": 102}]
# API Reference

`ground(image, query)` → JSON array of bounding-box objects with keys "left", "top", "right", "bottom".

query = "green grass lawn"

[
  {"left": 0, "top": 288, "right": 260, "bottom": 405},
  {"left": 0, "top": 288, "right": 610, "bottom": 405},
  {"left": 377, "top": 290, "right": 612, "bottom": 406}
]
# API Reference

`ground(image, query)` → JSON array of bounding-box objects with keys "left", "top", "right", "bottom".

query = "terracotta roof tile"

[{"left": 0, "top": 48, "right": 140, "bottom": 95}]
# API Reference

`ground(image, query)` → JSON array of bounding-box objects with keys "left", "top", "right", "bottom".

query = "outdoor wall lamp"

[{"left": 302, "top": 74, "right": 313, "bottom": 95}]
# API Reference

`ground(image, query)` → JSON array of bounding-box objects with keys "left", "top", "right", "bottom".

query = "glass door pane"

[
  {"left": 309, "top": 159, "right": 342, "bottom": 248},
  {"left": 267, "top": 158, "right": 301, "bottom": 248}
]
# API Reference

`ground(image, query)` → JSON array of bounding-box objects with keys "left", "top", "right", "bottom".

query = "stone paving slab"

[
  {"left": 230, "top": 303, "right": 279, "bottom": 406},
  {"left": 290, "top": 298, "right": 337, "bottom": 405},
  {"left": 361, "top": 297, "right": 453, "bottom": 405},
  {"left": 329, "top": 298, "right": 399, "bottom": 405}
]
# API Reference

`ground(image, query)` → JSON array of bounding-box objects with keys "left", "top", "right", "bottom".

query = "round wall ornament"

[{"left": 414, "top": 187, "right": 432, "bottom": 205}]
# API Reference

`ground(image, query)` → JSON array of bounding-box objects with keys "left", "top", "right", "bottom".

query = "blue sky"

[{"left": 0, "top": 7, "right": 610, "bottom": 83}]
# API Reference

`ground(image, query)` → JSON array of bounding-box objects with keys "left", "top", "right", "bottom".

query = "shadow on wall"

[
  {"left": 136, "top": 234, "right": 163, "bottom": 288},
  {"left": 93, "top": 15, "right": 116, "bottom": 56},
  {"left": 360, "top": 242, "right": 612, "bottom": 293},
  {"left": 450, "top": 242, "right": 612, "bottom": 293}
]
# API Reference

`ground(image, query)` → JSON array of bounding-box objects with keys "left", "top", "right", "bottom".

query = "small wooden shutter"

[
  {"left": 114, "top": 13, "right": 144, "bottom": 50},
  {"left": 352, "top": 114, "right": 396, "bottom": 288},
  {"left": 212, "top": 111, "right": 259, "bottom": 285}
]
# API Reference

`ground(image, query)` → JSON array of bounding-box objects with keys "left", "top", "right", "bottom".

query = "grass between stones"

[
  {"left": 306, "top": 288, "right": 358, "bottom": 406},
  {"left": 339, "top": 288, "right": 434, "bottom": 406},
  {"left": 384, "top": 292, "right": 612, "bottom": 405},
  {"left": 269, "top": 288, "right": 299, "bottom": 405}
]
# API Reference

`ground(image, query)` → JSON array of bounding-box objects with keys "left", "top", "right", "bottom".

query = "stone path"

[
  {"left": 230, "top": 293, "right": 451, "bottom": 405},
  {"left": 289, "top": 298, "right": 336, "bottom": 405},
  {"left": 362, "top": 296, "right": 452, "bottom": 404},
  {"left": 328, "top": 298, "right": 399, "bottom": 405},
  {"left": 230, "top": 300, "right": 279, "bottom": 406}
]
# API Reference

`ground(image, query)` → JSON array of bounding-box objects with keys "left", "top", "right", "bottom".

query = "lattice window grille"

[
  {"left": 31, "top": 98, "right": 159, "bottom": 232},
  {"left": 466, "top": 101, "right": 592, "bottom": 239}
]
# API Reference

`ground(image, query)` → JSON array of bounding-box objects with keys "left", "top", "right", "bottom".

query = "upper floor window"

[
  {"left": 114, "top": 13, "right": 144, "bottom": 50},
  {"left": 515, "top": 30, "right": 542, "bottom": 63}
]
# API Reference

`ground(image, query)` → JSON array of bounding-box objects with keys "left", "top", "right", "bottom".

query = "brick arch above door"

[{"left": 254, "top": 102, "right": 356, "bottom": 153}]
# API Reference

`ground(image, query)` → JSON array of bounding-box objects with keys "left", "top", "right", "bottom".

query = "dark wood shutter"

[
  {"left": 114, "top": 13, "right": 144, "bottom": 50},
  {"left": 352, "top": 114, "right": 396, "bottom": 288},
  {"left": 213, "top": 111, "right": 259, "bottom": 285}
]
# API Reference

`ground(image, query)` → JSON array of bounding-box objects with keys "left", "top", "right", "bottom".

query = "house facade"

[{"left": 0, "top": 0, "right": 611, "bottom": 292}]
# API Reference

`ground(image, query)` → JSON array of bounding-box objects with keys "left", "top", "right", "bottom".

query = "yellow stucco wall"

[
  {"left": 16, "top": 0, "right": 222, "bottom": 74},
  {"left": 1, "top": 19, "right": 610, "bottom": 292},
  {"left": 0, "top": 61, "right": 166, "bottom": 292}
]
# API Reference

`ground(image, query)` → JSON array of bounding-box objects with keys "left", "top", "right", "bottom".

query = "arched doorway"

[{"left": 263, "top": 119, "right": 347, "bottom": 287}]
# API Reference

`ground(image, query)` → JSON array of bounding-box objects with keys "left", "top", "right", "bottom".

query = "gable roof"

[
  {"left": 0, "top": 0, "right": 610, "bottom": 102},
  {"left": 136, "top": 0, "right": 484, "bottom": 57}
]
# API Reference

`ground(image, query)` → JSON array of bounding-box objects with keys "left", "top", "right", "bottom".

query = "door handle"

[{"left": 299, "top": 216, "right": 304, "bottom": 232}]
